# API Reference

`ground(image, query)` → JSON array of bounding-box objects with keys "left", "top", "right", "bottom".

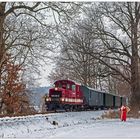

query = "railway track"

[
  {"left": 0, "top": 111, "right": 62, "bottom": 123},
  {"left": 0, "top": 109, "right": 104, "bottom": 123}
]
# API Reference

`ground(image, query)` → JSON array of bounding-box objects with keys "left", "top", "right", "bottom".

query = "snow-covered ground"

[{"left": 0, "top": 110, "right": 140, "bottom": 138}]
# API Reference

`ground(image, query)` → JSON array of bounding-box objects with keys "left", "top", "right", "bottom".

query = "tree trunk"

[
  {"left": 0, "top": 3, "right": 6, "bottom": 90},
  {"left": 130, "top": 18, "right": 140, "bottom": 111}
]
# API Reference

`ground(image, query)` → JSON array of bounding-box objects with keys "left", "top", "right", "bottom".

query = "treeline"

[
  {"left": 0, "top": 2, "right": 81, "bottom": 115},
  {"left": 0, "top": 2, "right": 140, "bottom": 115},
  {"left": 48, "top": 2, "right": 140, "bottom": 113}
]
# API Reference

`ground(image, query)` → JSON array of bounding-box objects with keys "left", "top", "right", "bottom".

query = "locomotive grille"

[{"left": 51, "top": 91, "right": 62, "bottom": 101}]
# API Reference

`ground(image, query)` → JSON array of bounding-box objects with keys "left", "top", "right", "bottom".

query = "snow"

[{"left": 0, "top": 110, "right": 140, "bottom": 138}]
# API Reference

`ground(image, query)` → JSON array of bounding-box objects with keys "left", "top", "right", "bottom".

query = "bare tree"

[
  {"left": 0, "top": 2, "right": 82, "bottom": 114},
  {"left": 80, "top": 2, "right": 140, "bottom": 111},
  {"left": 0, "top": 1, "right": 82, "bottom": 74},
  {"left": 48, "top": 19, "right": 111, "bottom": 89}
]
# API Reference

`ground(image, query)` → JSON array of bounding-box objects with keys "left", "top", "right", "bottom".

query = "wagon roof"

[{"left": 82, "top": 85, "right": 122, "bottom": 97}]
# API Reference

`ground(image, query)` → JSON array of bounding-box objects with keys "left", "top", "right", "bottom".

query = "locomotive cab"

[
  {"left": 49, "top": 81, "right": 76, "bottom": 102},
  {"left": 45, "top": 80, "right": 83, "bottom": 111}
]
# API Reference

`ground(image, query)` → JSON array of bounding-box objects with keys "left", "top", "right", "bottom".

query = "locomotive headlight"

[
  {"left": 55, "top": 87, "right": 58, "bottom": 91},
  {"left": 46, "top": 97, "right": 51, "bottom": 101},
  {"left": 61, "top": 98, "right": 65, "bottom": 102}
]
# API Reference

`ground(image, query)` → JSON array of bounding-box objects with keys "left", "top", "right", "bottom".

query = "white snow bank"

[{"left": 0, "top": 110, "right": 140, "bottom": 138}]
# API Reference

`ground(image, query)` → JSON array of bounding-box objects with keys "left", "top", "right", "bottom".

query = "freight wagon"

[{"left": 80, "top": 85, "right": 125, "bottom": 110}]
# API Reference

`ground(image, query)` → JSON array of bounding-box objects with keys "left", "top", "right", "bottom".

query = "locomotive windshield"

[
  {"left": 72, "top": 85, "right": 76, "bottom": 91},
  {"left": 54, "top": 82, "right": 72, "bottom": 90}
]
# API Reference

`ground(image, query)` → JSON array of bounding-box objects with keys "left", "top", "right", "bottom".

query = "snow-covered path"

[
  {"left": 0, "top": 111, "right": 140, "bottom": 138},
  {"left": 50, "top": 118, "right": 140, "bottom": 139}
]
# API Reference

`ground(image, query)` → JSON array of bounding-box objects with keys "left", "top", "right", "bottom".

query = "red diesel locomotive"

[{"left": 45, "top": 79, "right": 84, "bottom": 110}]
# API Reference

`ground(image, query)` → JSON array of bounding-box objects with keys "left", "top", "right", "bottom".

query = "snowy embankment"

[{"left": 0, "top": 111, "right": 140, "bottom": 138}]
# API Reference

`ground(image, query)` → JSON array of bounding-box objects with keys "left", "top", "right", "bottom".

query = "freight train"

[{"left": 45, "top": 79, "right": 126, "bottom": 111}]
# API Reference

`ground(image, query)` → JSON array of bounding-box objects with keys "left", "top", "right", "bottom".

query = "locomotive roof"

[{"left": 54, "top": 79, "right": 80, "bottom": 85}]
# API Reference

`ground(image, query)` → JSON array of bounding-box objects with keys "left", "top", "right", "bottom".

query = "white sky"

[{"left": 38, "top": 64, "right": 53, "bottom": 87}]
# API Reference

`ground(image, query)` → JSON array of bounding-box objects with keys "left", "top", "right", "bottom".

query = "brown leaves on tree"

[{"left": 0, "top": 53, "right": 26, "bottom": 114}]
